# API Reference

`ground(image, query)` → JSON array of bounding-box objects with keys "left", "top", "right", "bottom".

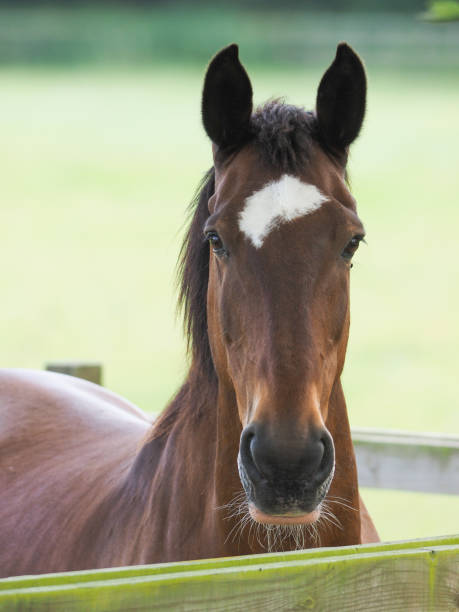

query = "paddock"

[{"left": 1, "top": 364, "right": 457, "bottom": 611}]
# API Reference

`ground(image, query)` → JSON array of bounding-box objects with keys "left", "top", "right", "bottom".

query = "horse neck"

[
  {"left": 322, "top": 377, "right": 362, "bottom": 546},
  {"left": 125, "top": 363, "right": 231, "bottom": 561},
  {"left": 141, "top": 363, "right": 253, "bottom": 558}
]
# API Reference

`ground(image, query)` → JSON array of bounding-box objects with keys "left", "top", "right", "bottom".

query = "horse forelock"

[{"left": 251, "top": 100, "right": 319, "bottom": 173}]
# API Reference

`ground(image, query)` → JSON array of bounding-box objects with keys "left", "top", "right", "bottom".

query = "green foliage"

[
  {"left": 0, "top": 6, "right": 458, "bottom": 69},
  {"left": 422, "top": 0, "right": 459, "bottom": 21},
  {"left": 0, "top": 0, "right": 430, "bottom": 10}
]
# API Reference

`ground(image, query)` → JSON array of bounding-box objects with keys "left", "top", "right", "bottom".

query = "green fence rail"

[{"left": 1, "top": 536, "right": 458, "bottom": 611}]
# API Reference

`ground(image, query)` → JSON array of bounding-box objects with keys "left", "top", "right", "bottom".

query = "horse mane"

[
  {"left": 150, "top": 100, "right": 319, "bottom": 439},
  {"left": 150, "top": 169, "right": 216, "bottom": 439},
  {"left": 178, "top": 168, "right": 216, "bottom": 382}
]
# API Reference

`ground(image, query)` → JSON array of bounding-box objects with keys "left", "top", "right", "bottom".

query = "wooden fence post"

[{"left": 45, "top": 363, "right": 103, "bottom": 386}]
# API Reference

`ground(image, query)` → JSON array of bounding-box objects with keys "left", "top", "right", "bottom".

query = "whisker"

[
  {"left": 319, "top": 501, "right": 344, "bottom": 533},
  {"left": 326, "top": 495, "right": 358, "bottom": 513},
  {"left": 220, "top": 491, "right": 251, "bottom": 547},
  {"left": 220, "top": 492, "right": 345, "bottom": 553}
]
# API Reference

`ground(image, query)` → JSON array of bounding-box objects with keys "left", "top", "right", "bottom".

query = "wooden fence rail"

[
  {"left": 1, "top": 536, "right": 458, "bottom": 611},
  {"left": 353, "top": 428, "right": 459, "bottom": 495}
]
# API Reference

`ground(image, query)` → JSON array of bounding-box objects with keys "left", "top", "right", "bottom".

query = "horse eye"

[
  {"left": 342, "top": 234, "right": 364, "bottom": 262},
  {"left": 205, "top": 231, "right": 226, "bottom": 256}
]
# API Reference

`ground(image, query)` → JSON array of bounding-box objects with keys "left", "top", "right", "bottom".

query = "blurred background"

[{"left": 1, "top": 0, "right": 458, "bottom": 542}]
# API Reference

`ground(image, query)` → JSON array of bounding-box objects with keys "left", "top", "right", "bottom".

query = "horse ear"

[
  {"left": 202, "top": 44, "right": 253, "bottom": 151},
  {"left": 316, "top": 43, "right": 366, "bottom": 154}
]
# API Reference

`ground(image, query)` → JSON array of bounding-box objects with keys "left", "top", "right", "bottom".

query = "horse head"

[{"left": 201, "top": 44, "right": 366, "bottom": 526}]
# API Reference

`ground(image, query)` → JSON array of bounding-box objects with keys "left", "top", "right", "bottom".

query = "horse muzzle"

[{"left": 237, "top": 422, "right": 335, "bottom": 523}]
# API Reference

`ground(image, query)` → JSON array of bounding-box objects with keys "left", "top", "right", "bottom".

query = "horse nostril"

[
  {"left": 316, "top": 431, "right": 334, "bottom": 482},
  {"left": 314, "top": 438, "right": 325, "bottom": 473},
  {"left": 239, "top": 426, "right": 262, "bottom": 483}
]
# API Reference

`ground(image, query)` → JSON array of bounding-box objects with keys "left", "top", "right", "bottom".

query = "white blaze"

[{"left": 238, "top": 175, "right": 328, "bottom": 248}]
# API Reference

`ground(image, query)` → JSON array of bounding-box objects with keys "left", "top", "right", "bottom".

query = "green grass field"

[{"left": 0, "top": 6, "right": 457, "bottom": 544}]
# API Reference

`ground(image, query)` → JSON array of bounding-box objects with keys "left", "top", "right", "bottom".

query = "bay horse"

[{"left": 0, "top": 43, "right": 378, "bottom": 578}]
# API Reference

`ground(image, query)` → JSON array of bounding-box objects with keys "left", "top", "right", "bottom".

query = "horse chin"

[{"left": 248, "top": 503, "right": 321, "bottom": 525}]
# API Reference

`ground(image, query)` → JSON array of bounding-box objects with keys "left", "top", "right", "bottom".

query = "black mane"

[{"left": 177, "top": 167, "right": 216, "bottom": 382}]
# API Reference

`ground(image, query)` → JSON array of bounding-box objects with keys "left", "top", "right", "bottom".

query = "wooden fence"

[
  {"left": 1, "top": 535, "right": 458, "bottom": 611},
  {"left": 0, "top": 362, "right": 456, "bottom": 611}
]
